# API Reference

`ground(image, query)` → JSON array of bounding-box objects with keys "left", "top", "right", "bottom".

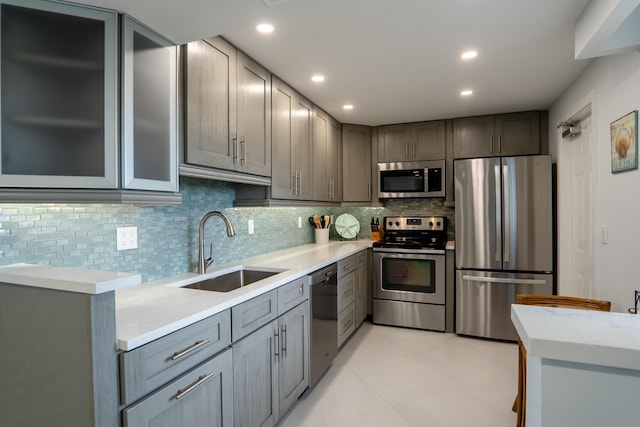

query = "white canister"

[{"left": 315, "top": 228, "right": 329, "bottom": 244}]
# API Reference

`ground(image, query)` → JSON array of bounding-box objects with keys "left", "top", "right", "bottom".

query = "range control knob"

[
  {"left": 388, "top": 221, "right": 393, "bottom": 227},
  {"left": 437, "top": 221, "right": 441, "bottom": 227},
  {"left": 395, "top": 221, "right": 400, "bottom": 226},
  {"left": 429, "top": 221, "right": 433, "bottom": 227}
]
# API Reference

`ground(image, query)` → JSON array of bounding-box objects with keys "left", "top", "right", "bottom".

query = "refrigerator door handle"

[
  {"left": 461, "top": 275, "right": 548, "bottom": 285},
  {"left": 503, "top": 164, "right": 510, "bottom": 263},
  {"left": 494, "top": 164, "right": 502, "bottom": 263}
]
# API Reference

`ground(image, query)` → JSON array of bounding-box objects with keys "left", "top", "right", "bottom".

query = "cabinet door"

[
  {"left": 292, "top": 95, "right": 313, "bottom": 200},
  {"left": 270, "top": 77, "right": 295, "bottom": 198},
  {"left": 413, "top": 120, "right": 446, "bottom": 160},
  {"left": 328, "top": 117, "right": 342, "bottom": 201},
  {"left": 121, "top": 16, "right": 177, "bottom": 192},
  {"left": 123, "top": 348, "right": 233, "bottom": 427},
  {"left": 311, "top": 109, "right": 329, "bottom": 201},
  {"left": 377, "top": 124, "right": 410, "bottom": 162},
  {"left": 453, "top": 116, "right": 494, "bottom": 159},
  {"left": 185, "top": 37, "right": 237, "bottom": 170},
  {"left": 233, "top": 321, "right": 278, "bottom": 427},
  {"left": 236, "top": 51, "right": 271, "bottom": 177},
  {"left": 355, "top": 264, "right": 367, "bottom": 327},
  {"left": 494, "top": 111, "right": 540, "bottom": 156},
  {"left": 278, "top": 302, "right": 309, "bottom": 418},
  {"left": 0, "top": 0, "right": 118, "bottom": 188},
  {"left": 342, "top": 125, "right": 372, "bottom": 202}
]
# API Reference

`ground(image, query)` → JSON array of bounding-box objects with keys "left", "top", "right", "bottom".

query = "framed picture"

[{"left": 611, "top": 110, "right": 638, "bottom": 173}]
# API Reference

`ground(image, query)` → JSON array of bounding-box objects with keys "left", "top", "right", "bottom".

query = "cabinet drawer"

[
  {"left": 354, "top": 250, "right": 367, "bottom": 269},
  {"left": 232, "top": 290, "right": 278, "bottom": 341},
  {"left": 337, "top": 255, "right": 355, "bottom": 278},
  {"left": 120, "top": 310, "right": 231, "bottom": 406},
  {"left": 122, "top": 348, "right": 233, "bottom": 427},
  {"left": 337, "top": 271, "right": 355, "bottom": 313},
  {"left": 278, "top": 276, "right": 308, "bottom": 315},
  {"left": 337, "top": 302, "right": 356, "bottom": 348}
]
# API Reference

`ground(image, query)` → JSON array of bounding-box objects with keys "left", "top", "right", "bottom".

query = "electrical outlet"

[
  {"left": 117, "top": 227, "right": 138, "bottom": 250},
  {"left": 248, "top": 219, "right": 254, "bottom": 235},
  {"left": 297, "top": 217, "right": 302, "bottom": 228}
]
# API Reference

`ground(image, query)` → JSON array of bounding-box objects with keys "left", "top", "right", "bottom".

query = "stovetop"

[{"left": 373, "top": 216, "right": 447, "bottom": 252}]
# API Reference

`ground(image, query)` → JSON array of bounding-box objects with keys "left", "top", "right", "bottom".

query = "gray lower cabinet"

[
  {"left": 233, "top": 300, "right": 310, "bottom": 427},
  {"left": 354, "top": 249, "right": 368, "bottom": 327},
  {"left": 122, "top": 348, "right": 233, "bottom": 427},
  {"left": 337, "top": 255, "right": 356, "bottom": 347}
]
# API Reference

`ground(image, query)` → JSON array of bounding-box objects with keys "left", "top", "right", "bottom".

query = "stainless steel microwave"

[{"left": 378, "top": 160, "right": 445, "bottom": 198}]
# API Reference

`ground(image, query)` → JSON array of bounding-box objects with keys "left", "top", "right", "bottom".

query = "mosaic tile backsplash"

[{"left": 0, "top": 177, "right": 454, "bottom": 282}]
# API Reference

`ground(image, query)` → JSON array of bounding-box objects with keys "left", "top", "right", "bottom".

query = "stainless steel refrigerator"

[{"left": 454, "top": 155, "right": 553, "bottom": 341}]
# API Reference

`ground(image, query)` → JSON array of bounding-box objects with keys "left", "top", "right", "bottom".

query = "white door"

[{"left": 562, "top": 112, "right": 594, "bottom": 298}]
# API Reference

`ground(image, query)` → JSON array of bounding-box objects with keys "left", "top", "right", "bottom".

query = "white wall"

[{"left": 550, "top": 48, "right": 640, "bottom": 312}]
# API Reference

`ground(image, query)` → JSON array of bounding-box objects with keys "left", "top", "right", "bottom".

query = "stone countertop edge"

[
  {"left": 511, "top": 304, "right": 640, "bottom": 371},
  {"left": 116, "top": 240, "right": 373, "bottom": 351},
  {"left": 0, "top": 263, "right": 141, "bottom": 294}
]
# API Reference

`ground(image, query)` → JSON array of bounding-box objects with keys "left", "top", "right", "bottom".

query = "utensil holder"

[{"left": 315, "top": 228, "right": 329, "bottom": 244}]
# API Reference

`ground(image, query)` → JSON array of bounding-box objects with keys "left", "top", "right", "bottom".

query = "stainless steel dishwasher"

[{"left": 309, "top": 263, "right": 338, "bottom": 387}]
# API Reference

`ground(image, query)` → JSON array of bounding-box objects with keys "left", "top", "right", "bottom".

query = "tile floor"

[{"left": 279, "top": 321, "right": 518, "bottom": 427}]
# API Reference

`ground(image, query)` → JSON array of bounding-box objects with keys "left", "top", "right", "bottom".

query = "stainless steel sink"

[{"left": 183, "top": 268, "right": 282, "bottom": 292}]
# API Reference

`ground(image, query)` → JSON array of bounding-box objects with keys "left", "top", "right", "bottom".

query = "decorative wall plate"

[{"left": 334, "top": 214, "right": 360, "bottom": 239}]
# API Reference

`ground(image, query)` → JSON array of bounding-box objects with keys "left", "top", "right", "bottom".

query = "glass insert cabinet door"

[
  {"left": 121, "top": 15, "right": 178, "bottom": 192},
  {"left": 0, "top": 0, "right": 118, "bottom": 188}
]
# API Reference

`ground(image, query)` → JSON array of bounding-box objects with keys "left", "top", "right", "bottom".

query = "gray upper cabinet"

[
  {"left": 121, "top": 15, "right": 178, "bottom": 192},
  {"left": 184, "top": 36, "right": 271, "bottom": 178},
  {"left": 185, "top": 37, "right": 237, "bottom": 171},
  {"left": 453, "top": 111, "right": 540, "bottom": 159},
  {"left": 342, "top": 124, "right": 372, "bottom": 202},
  {"left": 236, "top": 51, "right": 271, "bottom": 176},
  {"left": 377, "top": 120, "right": 445, "bottom": 162},
  {"left": 271, "top": 77, "right": 312, "bottom": 200},
  {"left": 311, "top": 108, "right": 341, "bottom": 202},
  {"left": 0, "top": 0, "right": 118, "bottom": 188}
]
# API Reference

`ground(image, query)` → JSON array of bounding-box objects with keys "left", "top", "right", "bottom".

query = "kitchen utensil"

[
  {"left": 334, "top": 214, "right": 360, "bottom": 239},
  {"left": 324, "top": 215, "right": 330, "bottom": 228},
  {"left": 312, "top": 214, "right": 323, "bottom": 229}
]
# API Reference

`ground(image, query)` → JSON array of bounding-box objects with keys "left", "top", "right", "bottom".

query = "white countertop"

[
  {"left": 511, "top": 304, "right": 640, "bottom": 371},
  {"left": 0, "top": 263, "right": 141, "bottom": 294},
  {"left": 116, "top": 240, "right": 372, "bottom": 351}
]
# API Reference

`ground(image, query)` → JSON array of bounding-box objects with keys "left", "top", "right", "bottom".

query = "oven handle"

[{"left": 461, "top": 275, "right": 547, "bottom": 285}]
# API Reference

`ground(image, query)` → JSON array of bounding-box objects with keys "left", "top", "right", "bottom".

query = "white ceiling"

[{"left": 76, "top": 0, "right": 594, "bottom": 126}]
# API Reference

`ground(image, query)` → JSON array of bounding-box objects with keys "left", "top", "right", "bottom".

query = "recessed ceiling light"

[
  {"left": 311, "top": 75, "right": 325, "bottom": 82},
  {"left": 461, "top": 50, "right": 478, "bottom": 60},
  {"left": 343, "top": 104, "right": 354, "bottom": 110},
  {"left": 257, "top": 23, "right": 274, "bottom": 33},
  {"left": 460, "top": 90, "right": 473, "bottom": 96}
]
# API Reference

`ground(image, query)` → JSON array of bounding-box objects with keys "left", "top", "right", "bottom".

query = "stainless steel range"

[{"left": 372, "top": 216, "right": 447, "bottom": 331}]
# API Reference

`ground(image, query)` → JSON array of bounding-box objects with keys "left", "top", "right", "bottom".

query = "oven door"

[{"left": 373, "top": 251, "right": 445, "bottom": 304}]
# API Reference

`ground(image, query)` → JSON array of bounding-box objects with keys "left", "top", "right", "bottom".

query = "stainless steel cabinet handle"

[
  {"left": 367, "top": 182, "right": 371, "bottom": 199},
  {"left": 274, "top": 329, "right": 280, "bottom": 362},
  {"left": 298, "top": 171, "right": 302, "bottom": 196},
  {"left": 233, "top": 133, "right": 239, "bottom": 163},
  {"left": 170, "top": 338, "right": 211, "bottom": 361},
  {"left": 281, "top": 324, "right": 287, "bottom": 357},
  {"left": 461, "top": 275, "right": 548, "bottom": 285},
  {"left": 498, "top": 134, "right": 502, "bottom": 153},
  {"left": 240, "top": 135, "right": 247, "bottom": 165},
  {"left": 174, "top": 372, "right": 215, "bottom": 400},
  {"left": 413, "top": 141, "right": 417, "bottom": 159},
  {"left": 489, "top": 135, "right": 494, "bottom": 154},
  {"left": 299, "top": 284, "right": 304, "bottom": 294}
]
